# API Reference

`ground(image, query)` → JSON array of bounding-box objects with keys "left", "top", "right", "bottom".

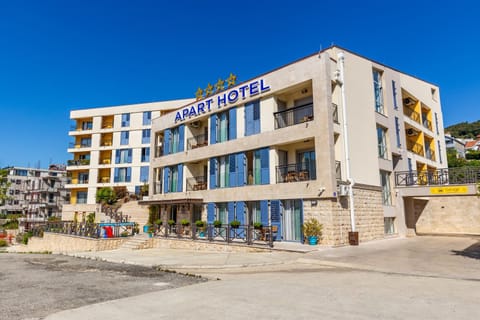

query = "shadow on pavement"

[{"left": 451, "top": 241, "right": 480, "bottom": 260}]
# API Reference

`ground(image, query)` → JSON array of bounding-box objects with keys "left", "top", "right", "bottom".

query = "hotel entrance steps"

[{"left": 118, "top": 233, "right": 153, "bottom": 250}]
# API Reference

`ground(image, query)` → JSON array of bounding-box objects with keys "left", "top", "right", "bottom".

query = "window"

[
  {"left": 373, "top": 69, "right": 384, "bottom": 114},
  {"left": 384, "top": 217, "right": 395, "bottom": 234},
  {"left": 15, "top": 169, "right": 28, "bottom": 176},
  {"left": 77, "top": 191, "right": 87, "bottom": 204},
  {"left": 216, "top": 203, "right": 229, "bottom": 225},
  {"left": 394, "top": 117, "right": 401, "bottom": 147},
  {"left": 140, "top": 166, "right": 149, "bottom": 183},
  {"left": 377, "top": 126, "right": 388, "bottom": 159},
  {"left": 437, "top": 141, "right": 443, "bottom": 164},
  {"left": 434, "top": 112, "right": 439, "bottom": 135},
  {"left": 121, "top": 113, "right": 130, "bottom": 127},
  {"left": 114, "top": 167, "right": 131, "bottom": 182},
  {"left": 163, "top": 164, "right": 183, "bottom": 193},
  {"left": 216, "top": 156, "right": 230, "bottom": 188},
  {"left": 143, "top": 111, "right": 152, "bottom": 126},
  {"left": 245, "top": 101, "right": 260, "bottom": 136},
  {"left": 296, "top": 150, "right": 316, "bottom": 181},
  {"left": 120, "top": 131, "right": 129, "bottom": 145},
  {"left": 392, "top": 80, "right": 398, "bottom": 109},
  {"left": 142, "top": 129, "right": 151, "bottom": 144},
  {"left": 210, "top": 108, "right": 237, "bottom": 144},
  {"left": 163, "top": 125, "right": 185, "bottom": 155},
  {"left": 80, "top": 137, "right": 91, "bottom": 147},
  {"left": 82, "top": 121, "right": 93, "bottom": 130},
  {"left": 141, "top": 147, "right": 150, "bottom": 162},
  {"left": 115, "top": 149, "right": 132, "bottom": 164},
  {"left": 380, "top": 171, "right": 392, "bottom": 206}
]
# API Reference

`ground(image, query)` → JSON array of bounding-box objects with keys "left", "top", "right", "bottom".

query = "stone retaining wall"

[
  {"left": 152, "top": 238, "right": 270, "bottom": 253},
  {"left": 14, "top": 232, "right": 127, "bottom": 253}
]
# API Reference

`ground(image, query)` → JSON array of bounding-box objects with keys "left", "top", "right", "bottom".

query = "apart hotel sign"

[
  {"left": 175, "top": 79, "right": 270, "bottom": 122},
  {"left": 430, "top": 186, "right": 469, "bottom": 195}
]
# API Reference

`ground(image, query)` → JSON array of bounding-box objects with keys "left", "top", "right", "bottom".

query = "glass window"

[
  {"left": 141, "top": 147, "right": 150, "bottom": 162},
  {"left": 168, "top": 166, "right": 178, "bottom": 192},
  {"left": 380, "top": 171, "right": 392, "bottom": 206},
  {"left": 395, "top": 117, "right": 401, "bottom": 148},
  {"left": 373, "top": 69, "right": 384, "bottom": 114},
  {"left": 384, "top": 217, "right": 395, "bottom": 234},
  {"left": 217, "top": 111, "right": 229, "bottom": 143},
  {"left": 140, "top": 166, "right": 149, "bottom": 183},
  {"left": 143, "top": 111, "right": 152, "bottom": 126},
  {"left": 216, "top": 155, "right": 230, "bottom": 188},
  {"left": 121, "top": 113, "right": 130, "bottom": 127},
  {"left": 377, "top": 126, "right": 388, "bottom": 159},
  {"left": 120, "top": 131, "right": 129, "bottom": 145},
  {"left": 216, "top": 203, "right": 228, "bottom": 225},
  {"left": 142, "top": 129, "right": 151, "bottom": 144},
  {"left": 392, "top": 80, "right": 398, "bottom": 109},
  {"left": 77, "top": 191, "right": 87, "bottom": 204},
  {"left": 116, "top": 149, "right": 132, "bottom": 164},
  {"left": 114, "top": 167, "right": 131, "bottom": 182}
]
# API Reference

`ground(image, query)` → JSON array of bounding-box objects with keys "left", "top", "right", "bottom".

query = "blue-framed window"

[
  {"left": 392, "top": 80, "right": 398, "bottom": 109},
  {"left": 121, "top": 113, "right": 130, "bottom": 127},
  {"left": 120, "top": 131, "right": 129, "bottom": 145},
  {"left": 163, "top": 164, "right": 183, "bottom": 193},
  {"left": 434, "top": 112, "right": 439, "bottom": 135},
  {"left": 163, "top": 125, "right": 185, "bottom": 155},
  {"left": 140, "top": 166, "right": 149, "bottom": 183},
  {"left": 142, "top": 111, "right": 152, "bottom": 126},
  {"left": 377, "top": 126, "right": 388, "bottom": 159},
  {"left": 77, "top": 191, "right": 88, "bottom": 204},
  {"left": 114, "top": 167, "right": 131, "bottom": 182},
  {"left": 115, "top": 148, "right": 132, "bottom": 164},
  {"left": 245, "top": 100, "right": 260, "bottom": 136},
  {"left": 141, "top": 147, "right": 150, "bottom": 162},
  {"left": 395, "top": 116, "right": 401, "bottom": 147},
  {"left": 373, "top": 70, "right": 384, "bottom": 114},
  {"left": 210, "top": 107, "right": 237, "bottom": 145},
  {"left": 437, "top": 141, "right": 443, "bottom": 164},
  {"left": 142, "top": 129, "right": 151, "bottom": 144}
]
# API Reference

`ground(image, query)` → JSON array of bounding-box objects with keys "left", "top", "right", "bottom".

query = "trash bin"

[{"left": 348, "top": 231, "right": 359, "bottom": 246}]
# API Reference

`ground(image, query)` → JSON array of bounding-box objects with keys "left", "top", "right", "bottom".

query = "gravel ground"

[{"left": 0, "top": 253, "right": 206, "bottom": 320}]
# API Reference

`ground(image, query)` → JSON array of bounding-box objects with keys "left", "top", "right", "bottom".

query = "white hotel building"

[
  {"left": 144, "top": 46, "right": 447, "bottom": 245},
  {"left": 64, "top": 99, "right": 193, "bottom": 219}
]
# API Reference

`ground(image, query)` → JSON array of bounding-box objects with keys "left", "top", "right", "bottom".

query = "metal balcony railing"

[
  {"left": 68, "top": 142, "right": 91, "bottom": 148},
  {"left": 406, "top": 140, "right": 424, "bottom": 157},
  {"left": 186, "top": 176, "right": 207, "bottom": 191},
  {"left": 276, "top": 163, "right": 316, "bottom": 183},
  {"left": 395, "top": 167, "right": 480, "bottom": 187},
  {"left": 187, "top": 133, "right": 208, "bottom": 150},
  {"left": 274, "top": 103, "right": 314, "bottom": 129},
  {"left": 67, "top": 159, "right": 90, "bottom": 166}
]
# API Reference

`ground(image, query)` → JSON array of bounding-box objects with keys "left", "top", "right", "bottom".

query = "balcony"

[
  {"left": 395, "top": 167, "right": 480, "bottom": 187},
  {"left": 406, "top": 140, "right": 424, "bottom": 157},
  {"left": 422, "top": 118, "right": 433, "bottom": 131},
  {"left": 187, "top": 134, "right": 208, "bottom": 150},
  {"left": 426, "top": 149, "right": 436, "bottom": 161},
  {"left": 100, "top": 139, "right": 113, "bottom": 147},
  {"left": 69, "top": 142, "right": 91, "bottom": 149},
  {"left": 98, "top": 176, "right": 111, "bottom": 183},
  {"left": 70, "top": 178, "right": 89, "bottom": 185},
  {"left": 404, "top": 107, "right": 421, "bottom": 123},
  {"left": 274, "top": 103, "right": 314, "bottom": 129},
  {"left": 186, "top": 176, "right": 207, "bottom": 191},
  {"left": 276, "top": 163, "right": 316, "bottom": 183},
  {"left": 67, "top": 159, "right": 90, "bottom": 166}
]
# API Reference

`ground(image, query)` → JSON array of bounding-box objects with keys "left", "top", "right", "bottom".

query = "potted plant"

[
  {"left": 253, "top": 222, "right": 263, "bottom": 230},
  {"left": 230, "top": 220, "right": 241, "bottom": 229},
  {"left": 168, "top": 219, "right": 176, "bottom": 226},
  {"left": 180, "top": 219, "right": 190, "bottom": 227},
  {"left": 195, "top": 220, "right": 206, "bottom": 237},
  {"left": 154, "top": 219, "right": 163, "bottom": 226},
  {"left": 303, "top": 218, "right": 323, "bottom": 245},
  {"left": 143, "top": 223, "right": 152, "bottom": 234},
  {"left": 213, "top": 220, "right": 222, "bottom": 228}
]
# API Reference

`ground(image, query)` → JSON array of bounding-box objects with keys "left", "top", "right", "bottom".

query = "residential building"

[
  {"left": 445, "top": 134, "right": 466, "bottom": 158},
  {"left": 0, "top": 165, "right": 69, "bottom": 221},
  {"left": 63, "top": 99, "right": 194, "bottom": 219},
  {"left": 145, "top": 46, "right": 447, "bottom": 245}
]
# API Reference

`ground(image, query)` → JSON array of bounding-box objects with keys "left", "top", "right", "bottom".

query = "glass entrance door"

[{"left": 282, "top": 200, "right": 302, "bottom": 241}]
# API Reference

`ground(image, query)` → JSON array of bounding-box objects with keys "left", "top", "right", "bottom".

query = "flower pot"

[
  {"left": 199, "top": 231, "right": 205, "bottom": 237},
  {"left": 308, "top": 236, "right": 318, "bottom": 245},
  {"left": 148, "top": 232, "right": 153, "bottom": 238},
  {"left": 143, "top": 225, "right": 150, "bottom": 233}
]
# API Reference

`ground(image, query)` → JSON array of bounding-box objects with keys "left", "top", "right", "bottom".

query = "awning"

[{"left": 138, "top": 198, "right": 204, "bottom": 206}]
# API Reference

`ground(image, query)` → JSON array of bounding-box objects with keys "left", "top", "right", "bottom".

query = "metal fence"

[
  {"left": 395, "top": 167, "right": 480, "bottom": 187},
  {"left": 31, "top": 221, "right": 135, "bottom": 239},
  {"left": 150, "top": 223, "right": 274, "bottom": 247}
]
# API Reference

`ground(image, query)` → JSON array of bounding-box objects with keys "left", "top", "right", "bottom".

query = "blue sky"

[{"left": 0, "top": 0, "right": 478, "bottom": 168}]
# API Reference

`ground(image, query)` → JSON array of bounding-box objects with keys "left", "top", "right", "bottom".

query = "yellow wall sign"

[{"left": 430, "top": 186, "right": 469, "bottom": 195}]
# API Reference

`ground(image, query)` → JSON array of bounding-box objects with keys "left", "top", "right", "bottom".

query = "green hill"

[{"left": 445, "top": 120, "right": 480, "bottom": 139}]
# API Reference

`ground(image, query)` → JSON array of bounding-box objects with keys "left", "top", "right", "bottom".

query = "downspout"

[{"left": 337, "top": 52, "right": 356, "bottom": 233}]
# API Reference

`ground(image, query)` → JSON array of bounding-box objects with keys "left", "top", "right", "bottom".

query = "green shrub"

[
  {"left": 195, "top": 220, "right": 205, "bottom": 228},
  {"left": 213, "top": 220, "right": 222, "bottom": 228},
  {"left": 0, "top": 239, "right": 7, "bottom": 247},
  {"left": 180, "top": 219, "right": 190, "bottom": 226},
  {"left": 253, "top": 222, "right": 263, "bottom": 229},
  {"left": 168, "top": 219, "right": 176, "bottom": 226},
  {"left": 154, "top": 219, "right": 163, "bottom": 226},
  {"left": 2, "top": 220, "right": 19, "bottom": 230},
  {"left": 230, "top": 220, "right": 241, "bottom": 228}
]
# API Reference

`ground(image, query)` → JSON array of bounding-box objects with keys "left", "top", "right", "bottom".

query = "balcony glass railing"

[
  {"left": 276, "top": 162, "right": 316, "bottom": 183},
  {"left": 67, "top": 159, "right": 90, "bottom": 166},
  {"left": 69, "top": 142, "right": 91, "bottom": 148},
  {"left": 422, "top": 118, "right": 433, "bottom": 131},
  {"left": 406, "top": 140, "right": 424, "bottom": 157},
  {"left": 100, "top": 140, "right": 113, "bottom": 146},
  {"left": 404, "top": 107, "right": 421, "bottom": 123},
  {"left": 98, "top": 176, "right": 111, "bottom": 183},
  {"left": 187, "top": 134, "right": 208, "bottom": 150},
  {"left": 186, "top": 176, "right": 207, "bottom": 191},
  {"left": 274, "top": 103, "right": 314, "bottom": 129},
  {"left": 426, "top": 149, "right": 436, "bottom": 161}
]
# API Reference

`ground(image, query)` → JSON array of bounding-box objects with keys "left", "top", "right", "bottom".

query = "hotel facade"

[
  {"left": 145, "top": 46, "right": 447, "bottom": 245},
  {"left": 64, "top": 99, "right": 193, "bottom": 219}
]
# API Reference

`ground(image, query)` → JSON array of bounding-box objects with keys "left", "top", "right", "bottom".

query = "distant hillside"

[{"left": 445, "top": 120, "right": 480, "bottom": 139}]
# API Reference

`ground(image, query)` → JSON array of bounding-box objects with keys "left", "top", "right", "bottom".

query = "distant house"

[
  {"left": 464, "top": 135, "right": 480, "bottom": 152},
  {"left": 445, "top": 134, "right": 466, "bottom": 158}
]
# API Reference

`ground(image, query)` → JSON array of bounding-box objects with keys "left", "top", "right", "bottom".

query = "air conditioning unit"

[
  {"left": 190, "top": 121, "right": 200, "bottom": 128},
  {"left": 338, "top": 185, "right": 349, "bottom": 197},
  {"left": 406, "top": 128, "right": 417, "bottom": 136},
  {"left": 403, "top": 97, "right": 415, "bottom": 106}
]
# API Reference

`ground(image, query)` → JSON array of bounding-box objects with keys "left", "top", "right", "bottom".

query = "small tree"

[
  {"left": 96, "top": 187, "right": 116, "bottom": 204},
  {"left": 0, "top": 169, "right": 11, "bottom": 206}
]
